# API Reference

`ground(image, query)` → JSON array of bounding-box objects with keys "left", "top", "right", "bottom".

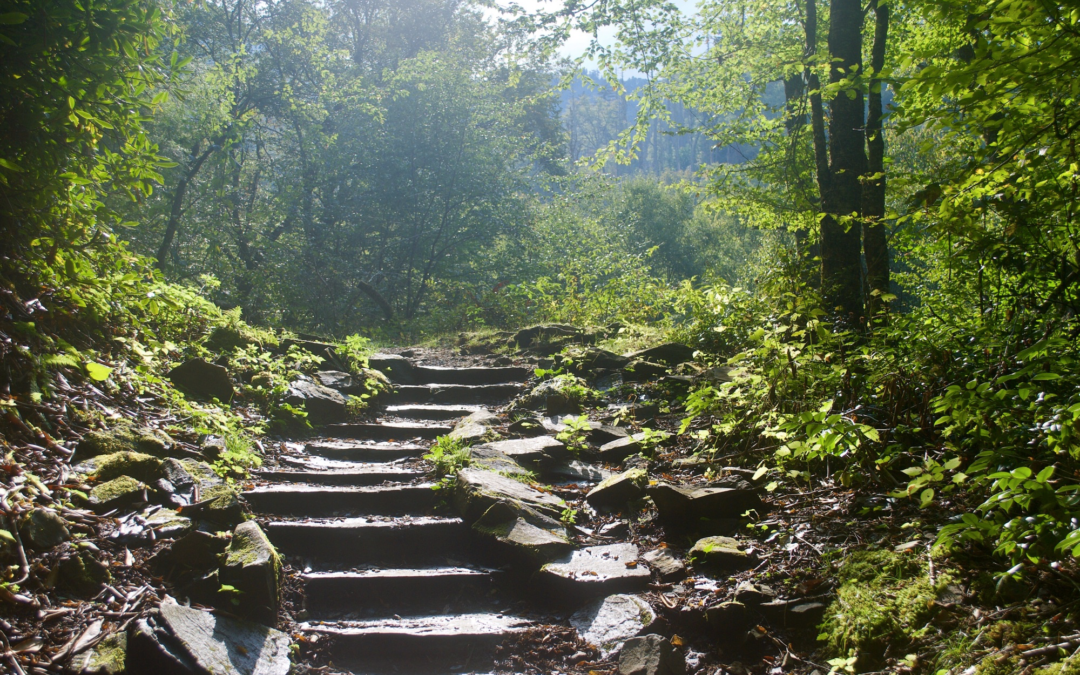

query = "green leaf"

[
  {"left": 0, "top": 12, "right": 29, "bottom": 24},
  {"left": 85, "top": 362, "right": 113, "bottom": 381}
]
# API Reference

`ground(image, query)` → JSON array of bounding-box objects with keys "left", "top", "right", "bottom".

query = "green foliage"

[
  {"left": 424, "top": 435, "right": 472, "bottom": 479},
  {"left": 212, "top": 433, "right": 262, "bottom": 481},
  {"left": 339, "top": 335, "right": 374, "bottom": 374},
  {"left": 556, "top": 414, "right": 593, "bottom": 454}
]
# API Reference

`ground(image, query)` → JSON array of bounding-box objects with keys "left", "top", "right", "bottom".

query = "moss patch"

[
  {"left": 820, "top": 549, "right": 952, "bottom": 670},
  {"left": 201, "top": 484, "right": 244, "bottom": 525},
  {"left": 92, "top": 451, "right": 164, "bottom": 483},
  {"left": 89, "top": 476, "right": 144, "bottom": 509},
  {"left": 77, "top": 424, "right": 173, "bottom": 459}
]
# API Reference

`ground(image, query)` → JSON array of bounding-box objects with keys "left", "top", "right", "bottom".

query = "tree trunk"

[
  {"left": 820, "top": 0, "right": 866, "bottom": 323},
  {"left": 863, "top": 0, "right": 890, "bottom": 322},
  {"left": 156, "top": 144, "right": 215, "bottom": 270}
]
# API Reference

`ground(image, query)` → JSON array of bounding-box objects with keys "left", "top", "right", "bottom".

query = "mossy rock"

[
  {"left": 89, "top": 476, "right": 145, "bottom": 511},
  {"left": 249, "top": 371, "right": 276, "bottom": 388},
  {"left": 59, "top": 552, "right": 111, "bottom": 595},
  {"left": 92, "top": 452, "right": 164, "bottom": 483},
  {"left": 1036, "top": 656, "right": 1080, "bottom": 675},
  {"left": 199, "top": 484, "right": 244, "bottom": 526},
  {"left": 179, "top": 459, "right": 223, "bottom": 488},
  {"left": 689, "top": 536, "right": 755, "bottom": 570},
  {"left": 221, "top": 521, "right": 281, "bottom": 624},
  {"left": 70, "top": 630, "right": 127, "bottom": 675},
  {"left": 205, "top": 325, "right": 254, "bottom": 352},
  {"left": 819, "top": 549, "right": 953, "bottom": 670},
  {"left": 77, "top": 425, "right": 173, "bottom": 459},
  {"left": 18, "top": 508, "right": 71, "bottom": 550}
]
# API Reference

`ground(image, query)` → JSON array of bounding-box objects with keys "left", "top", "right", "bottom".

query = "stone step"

[
  {"left": 255, "top": 461, "right": 422, "bottom": 486},
  {"left": 300, "top": 613, "right": 529, "bottom": 670},
  {"left": 267, "top": 516, "right": 470, "bottom": 562},
  {"left": 325, "top": 422, "right": 453, "bottom": 441},
  {"left": 303, "top": 567, "right": 497, "bottom": 614},
  {"left": 384, "top": 404, "right": 486, "bottom": 421},
  {"left": 245, "top": 484, "right": 436, "bottom": 517},
  {"left": 390, "top": 384, "right": 523, "bottom": 405},
  {"left": 305, "top": 440, "right": 428, "bottom": 462},
  {"left": 413, "top": 365, "right": 532, "bottom": 386}
]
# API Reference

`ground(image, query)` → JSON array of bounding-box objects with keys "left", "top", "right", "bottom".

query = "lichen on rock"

[
  {"left": 77, "top": 424, "right": 173, "bottom": 459},
  {"left": 91, "top": 451, "right": 164, "bottom": 483}
]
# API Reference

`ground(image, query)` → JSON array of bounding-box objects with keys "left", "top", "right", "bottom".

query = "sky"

[{"left": 485, "top": 0, "right": 699, "bottom": 65}]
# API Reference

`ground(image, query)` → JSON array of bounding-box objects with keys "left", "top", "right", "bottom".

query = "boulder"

[
  {"left": 449, "top": 410, "right": 500, "bottom": 443},
  {"left": 70, "top": 630, "right": 127, "bottom": 675},
  {"left": 205, "top": 325, "right": 256, "bottom": 352},
  {"left": 733, "top": 581, "right": 777, "bottom": 606},
  {"left": 468, "top": 446, "right": 535, "bottom": 480},
  {"left": 92, "top": 452, "right": 164, "bottom": 483},
  {"left": 472, "top": 436, "right": 565, "bottom": 469},
  {"left": 539, "top": 544, "right": 651, "bottom": 598},
  {"left": 508, "top": 416, "right": 546, "bottom": 437},
  {"left": 627, "top": 343, "right": 695, "bottom": 365},
  {"left": 285, "top": 379, "right": 348, "bottom": 425},
  {"left": 588, "top": 424, "right": 630, "bottom": 446},
  {"left": 313, "top": 370, "right": 362, "bottom": 395},
  {"left": 221, "top": 521, "right": 281, "bottom": 625},
  {"left": 472, "top": 501, "right": 574, "bottom": 563},
  {"left": 76, "top": 425, "right": 173, "bottom": 459},
  {"left": 368, "top": 353, "right": 416, "bottom": 384},
  {"left": 184, "top": 484, "right": 244, "bottom": 526},
  {"left": 168, "top": 358, "right": 235, "bottom": 402},
  {"left": 623, "top": 361, "right": 670, "bottom": 382},
  {"left": 89, "top": 477, "right": 146, "bottom": 512},
  {"left": 599, "top": 435, "right": 646, "bottom": 463},
  {"left": 647, "top": 482, "right": 764, "bottom": 526},
  {"left": 705, "top": 601, "right": 749, "bottom": 635},
  {"left": 18, "top": 508, "right": 70, "bottom": 550},
  {"left": 548, "top": 460, "right": 612, "bottom": 484},
  {"left": 128, "top": 602, "right": 290, "bottom": 675},
  {"left": 59, "top": 552, "right": 111, "bottom": 595},
  {"left": 586, "top": 468, "right": 647, "bottom": 511},
  {"left": 759, "top": 599, "right": 827, "bottom": 628},
  {"left": 570, "top": 594, "right": 655, "bottom": 657},
  {"left": 619, "top": 634, "right": 685, "bottom": 675},
  {"left": 573, "top": 348, "right": 631, "bottom": 372},
  {"left": 151, "top": 530, "right": 231, "bottom": 571},
  {"left": 688, "top": 536, "right": 757, "bottom": 570},
  {"left": 160, "top": 458, "right": 196, "bottom": 493},
  {"left": 513, "top": 377, "right": 589, "bottom": 416},
  {"left": 454, "top": 468, "right": 565, "bottom": 523},
  {"left": 511, "top": 324, "right": 589, "bottom": 351},
  {"left": 642, "top": 548, "right": 686, "bottom": 581}
]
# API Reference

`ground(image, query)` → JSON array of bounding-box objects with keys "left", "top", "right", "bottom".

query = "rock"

[
  {"left": 278, "top": 338, "right": 340, "bottom": 362},
  {"left": 89, "top": 476, "right": 146, "bottom": 511},
  {"left": 599, "top": 435, "right": 646, "bottom": 462},
  {"left": 570, "top": 594, "right": 655, "bottom": 657},
  {"left": 733, "top": 581, "right": 776, "bottom": 606},
  {"left": 151, "top": 530, "right": 231, "bottom": 571},
  {"left": 647, "top": 483, "right": 764, "bottom": 526},
  {"left": 511, "top": 324, "right": 588, "bottom": 350},
  {"left": 623, "top": 361, "right": 670, "bottom": 382},
  {"left": 688, "top": 536, "right": 757, "bottom": 570},
  {"left": 76, "top": 426, "right": 173, "bottom": 459},
  {"left": 619, "top": 634, "right": 685, "bottom": 675},
  {"left": 129, "top": 602, "right": 291, "bottom": 675},
  {"left": 160, "top": 458, "right": 195, "bottom": 493},
  {"left": 205, "top": 325, "right": 257, "bottom": 352},
  {"left": 759, "top": 600, "right": 827, "bottom": 628},
  {"left": 540, "top": 544, "right": 651, "bottom": 597},
  {"left": 59, "top": 552, "right": 111, "bottom": 595},
  {"left": 221, "top": 521, "right": 281, "bottom": 625},
  {"left": 473, "top": 436, "right": 566, "bottom": 469},
  {"left": 92, "top": 452, "right": 164, "bottom": 483},
  {"left": 508, "top": 416, "right": 545, "bottom": 437},
  {"left": 573, "top": 348, "right": 631, "bottom": 372},
  {"left": 285, "top": 379, "right": 348, "bottom": 425},
  {"left": 548, "top": 460, "right": 612, "bottom": 483},
  {"left": 186, "top": 484, "right": 244, "bottom": 526},
  {"left": 588, "top": 424, "right": 630, "bottom": 446},
  {"left": 586, "top": 468, "right": 647, "bottom": 511},
  {"left": 112, "top": 507, "right": 192, "bottom": 544},
  {"left": 368, "top": 353, "right": 416, "bottom": 384},
  {"left": 628, "top": 343, "right": 695, "bottom": 365},
  {"left": 168, "top": 358, "right": 235, "bottom": 402},
  {"left": 642, "top": 548, "right": 686, "bottom": 581},
  {"left": 179, "top": 459, "right": 223, "bottom": 489},
  {"left": 705, "top": 601, "right": 749, "bottom": 635},
  {"left": 468, "top": 446, "right": 535, "bottom": 479},
  {"left": 512, "top": 376, "right": 590, "bottom": 416},
  {"left": 473, "top": 501, "right": 574, "bottom": 563},
  {"left": 313, "top": 370, "right": 361, "bottom": 394},
  {"left": 18, "top": 508, "right": 70, "bottom": 550},
  {"left": 598, "top": 521, "right": 630, "bottom": 538},
  {"left": 454, "top": 468, "right": 565, "bottom": 523},
  {"left": 70, "top": 630, "right": 127, "bottom": 675},
  {"left": 449, "top": 410, "right": 500, "bottom": 443}
]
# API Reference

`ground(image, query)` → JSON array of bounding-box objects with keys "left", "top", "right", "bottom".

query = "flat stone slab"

[
  {"left": 642, "top": 548, "right": 687, "bottom": 581},
  {"left": 454, "top": 468, "right": 565, "bottom": 522},
  {"left": 449, "top": 409, "right": 500, "bottom": 442},
  {"left": 156, "top": 602, "right": 290, "bottom": 675},
  {"left": 569, "top": 594, "right": 655, "bottom": 657},
  {"left": 547, "top": 459, "right": 612, "bottom": 483},
  {"left": 599, "top": 434, "right": 646, "bottom": 462},
  {"left": 472, "top": 501, "right": 574, "bottom": 562},
  {"left": 266, "top": 516, "right": 469, "bottom": 562},
  {"left": 689, "top": 536, "right": 757, "bottom": 570},
  {"left": 627, "top": 343, "right": 695, "bottom": 365},
  {"left": 413, "top": 365, "right": 533, "bottom": 385},
  {"left": 305, "top": 440, "right": 427, "bottom": 462},
  {"left": 540, "top": 544, "right": 650, "bottom": 597},
  {"left": 386, "top": 404, "right": 487, "bottom": 421},
  {"left": 391, "top": 384, "right": 523, "bottom": 405},
  {"left": 586, "top": 468, "right": 647, "bottom": 510},
  {"left": 326, "top": 422, "right": 452, "bottom": 440},
  {"left": 648, "top": 482, "right": 764, "bottom": 524},
  {"left": 244, "top": 484, "right": 435, "bottom": 516},
  {"left": 474, "top": 436, "right": 565, "bottom": 467}
]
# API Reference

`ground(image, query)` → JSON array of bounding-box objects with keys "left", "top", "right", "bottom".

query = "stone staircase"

[{"left": 245, "top": 358, "right": 533, "bottom": 673}]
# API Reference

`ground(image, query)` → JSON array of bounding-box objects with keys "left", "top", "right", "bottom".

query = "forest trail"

[{"left": 246, "top": 356, "right": 536, "bottom": 673}]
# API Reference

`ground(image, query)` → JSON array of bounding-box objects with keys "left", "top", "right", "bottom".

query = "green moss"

[
  {"left": 80, "top": 631, "right": 127, "bottom": 675},
  {"left": 1037, "top": 656, "right": 1080, "bottom": 675},
  {"left": 59, "top": 552, "right": 111, "bottom": 595},
  {"left": 179, "top": 459, "right": 222, "bottom": 487},
  {"left": 249, "top": 371, "right": 276, "bottom": 388},
  {"left": 92, "top": 451, "right": 163, "bottom": 483},
  {"left": 77, "top": 424, "right": 173, "bottom": 459},
  {"left": 89, "top": 476, "right": 144, "bottom": 507},
  {"left": 819, "top": 549, "right": 952, "bottom": 670},
  {"left": 201, "top": 484, "right": 244, "bottom": 525}
]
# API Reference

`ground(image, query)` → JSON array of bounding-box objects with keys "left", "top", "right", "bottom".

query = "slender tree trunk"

[
  {"left": 783, "top": 74, "right": 818, "bottom": 261},
  {"left": 156, "top": 144, "right": 215, "bottom": 269},
  {"left": 864, "top": 0, "right": 890, "bottom": 322},
  {"left": 820, "top": 0, "right": 867, "bottom": 323}
]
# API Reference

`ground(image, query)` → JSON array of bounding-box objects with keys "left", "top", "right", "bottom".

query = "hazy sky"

[{"left": 486, "top": 0, "right": 699, "bottom": 63}]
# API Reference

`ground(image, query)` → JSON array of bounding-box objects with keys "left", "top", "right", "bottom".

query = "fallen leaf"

[{"left": 671, "top": 635, "right": 685, "bottom": 647}]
